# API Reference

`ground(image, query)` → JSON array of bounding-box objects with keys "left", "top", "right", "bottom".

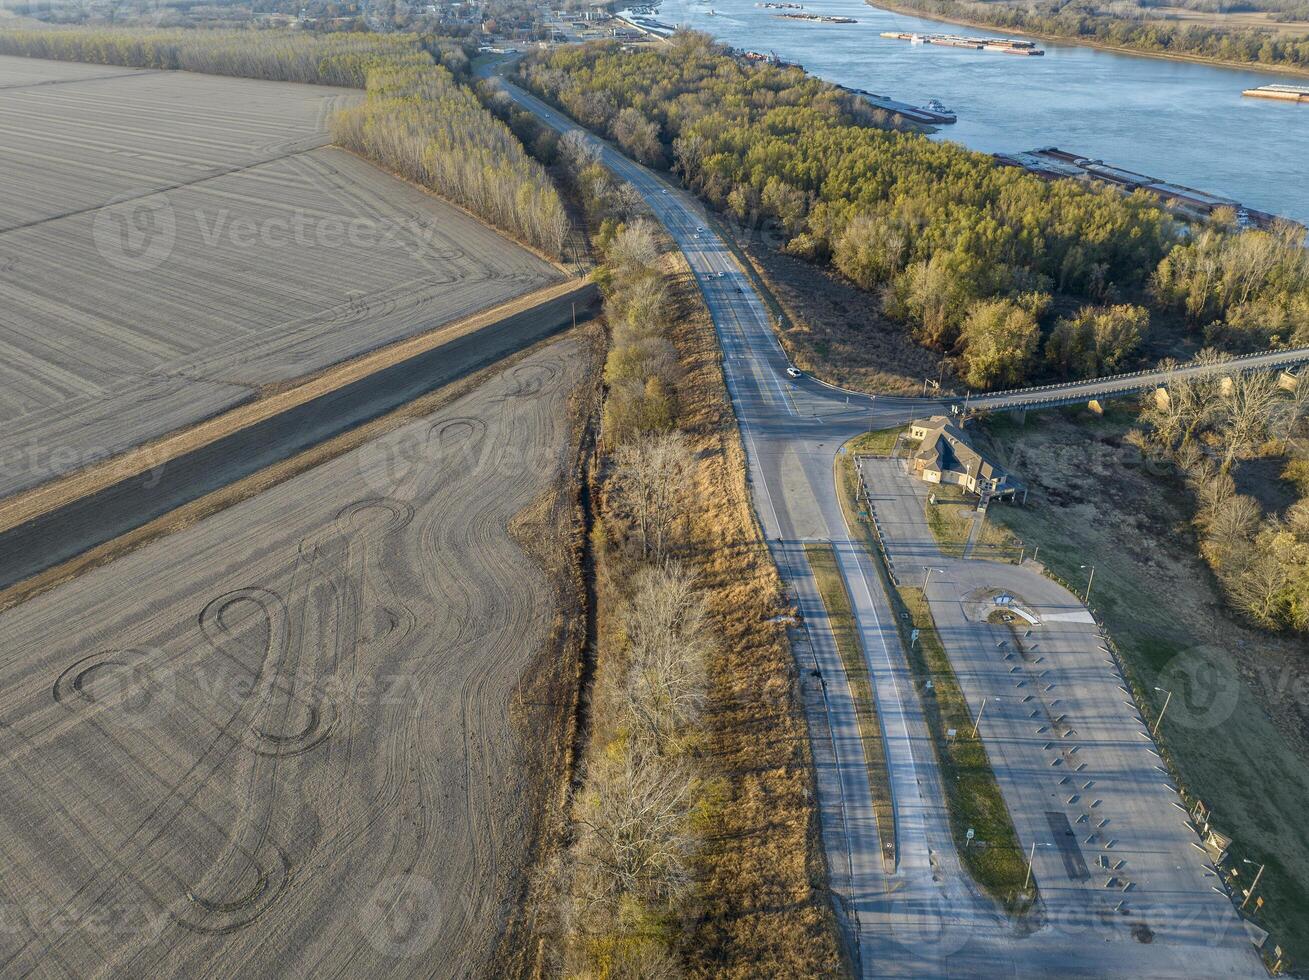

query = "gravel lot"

[
  {"left": 0, "top": 56, "right": 561, "bottom": 499},
  {"left": 0, "top": 336, "right": 587, "bottom": 978}
]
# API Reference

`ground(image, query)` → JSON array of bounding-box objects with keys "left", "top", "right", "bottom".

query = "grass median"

[
  {"left": 803, "top": 542, "right": 897, "bottom": 871},
  {"left": 836, "top": 444, "right": 1035, "bottom": 914}
]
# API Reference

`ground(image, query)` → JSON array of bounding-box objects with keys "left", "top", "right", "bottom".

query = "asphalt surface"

[
  {"left": 861, "top": 456, "right": 1259, "bottom": 976},
  {"left": 488, "top": 66, "right": 1269, "bottom": 976}
]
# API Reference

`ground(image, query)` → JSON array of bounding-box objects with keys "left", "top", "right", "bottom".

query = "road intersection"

[{"left": 487, "top": 65, "right": 1269, "bottom": 976}]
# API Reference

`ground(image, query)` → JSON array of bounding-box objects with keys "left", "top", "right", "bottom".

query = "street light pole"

[
  {"left": 1081, "top": 564, "right": 1096, "bottom": 604},
  {"left": 1152, "top": 686, "right": 1173, "bottom": 737},
  {"left": 971, "top": 697, "right": 987, "bottom": 739},
  {"left": 1024, "top": 840, "right": 1037, "bottom": 890},
  {"left": 1241, "top": 860, "right": 1266, "bottom": 910}
]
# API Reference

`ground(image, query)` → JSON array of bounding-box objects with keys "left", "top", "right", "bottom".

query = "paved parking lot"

[{"left": 859, "top": 456, "right": 1260, "bottom": 974}]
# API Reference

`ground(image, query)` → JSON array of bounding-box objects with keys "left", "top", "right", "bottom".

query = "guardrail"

[{"left": 973, "top": 347, "right": 1309, "bottom": 407}]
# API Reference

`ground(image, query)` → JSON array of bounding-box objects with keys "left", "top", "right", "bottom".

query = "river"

[{"left": 648, "top": 0, "right": 1309, "bottom": 225}]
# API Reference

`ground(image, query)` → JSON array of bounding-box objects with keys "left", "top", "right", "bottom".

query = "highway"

[{"left": 485, "top": 65, "right": 1270, "bottom": 976}]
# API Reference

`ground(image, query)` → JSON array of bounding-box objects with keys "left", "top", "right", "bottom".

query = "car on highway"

[{"left": 786, "top": 366, "right": 803, "bottom": 378}]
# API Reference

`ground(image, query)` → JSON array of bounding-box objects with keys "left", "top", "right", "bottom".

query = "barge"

[
  {"left": 996, "top": 146, "right": 1287, "bottom": 229},
  {"left": 741, "top": 48, "right": 803, "bottom": 68},
  {"left": 777, "top": 11, "right": 858, "bottom": 22},
  {"left": 1242, "top": 84, "right": 1309, "bottom": 104},
  {"left": 881, "top": 31, "right": 1044, "bottom": 54},
  {"left": 836, "top": 83, "right": 956, "bottom": 123}
]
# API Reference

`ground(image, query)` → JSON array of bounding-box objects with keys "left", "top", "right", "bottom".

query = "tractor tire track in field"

[{"left": 0, "top": 337, "right": 590, "bottom": 979}]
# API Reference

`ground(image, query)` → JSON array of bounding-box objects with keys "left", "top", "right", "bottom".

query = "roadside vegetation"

[
  {"left": 836, "top": 452, "right": 1034, "bottom": 912},
  {"left": 803, "top": 542, "right": 897, "bottom": 869},
  {"left": 870, "top": 0, "right": 1309, "bottom": 72},
  {"left": 976, "top": 402, "right": 1309, "bottom": 965},
  {"left": 0, "top": 26, "right": 570, "bottom": 256},
  {"left": 518, "top": 35, "right": 1309, "bottom": 393},
  {"left": 543, "top": 208, "right": 842, "bottom": 974}
]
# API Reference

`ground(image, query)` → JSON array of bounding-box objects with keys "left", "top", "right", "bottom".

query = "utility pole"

[{"left": 1081, "top": 564, "right": 1095, "bottom": 604}]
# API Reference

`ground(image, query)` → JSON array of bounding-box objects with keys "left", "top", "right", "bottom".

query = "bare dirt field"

[
  {"left": 0, "top": 55, "right": 561, "bottom": 499},
  {"left": 0, "top": 336, "right": 592, "bottom": 978}
]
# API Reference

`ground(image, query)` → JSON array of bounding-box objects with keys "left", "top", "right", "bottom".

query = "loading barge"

[
  {"left": 881, "top": 31, "right": 1044, "bottom": 54},
  {"left": 837, "top": 83, "right": 956, "bottom": 123},
  {"left": 996, "top": 146, "right": 1288, "bottom": 229},
  {"left": 1242, "top": 84, "right": 1309, "bottom": 104},
  {"left": 740, "top": 48, "right": 803, "bottom": 68},
  {"left": 777, "top": 11, "right": 858, "bottom": 22}
]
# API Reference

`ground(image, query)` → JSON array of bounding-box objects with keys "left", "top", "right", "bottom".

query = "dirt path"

[{"left": 0, "top": 337, "right": 590, "bottom": 979}]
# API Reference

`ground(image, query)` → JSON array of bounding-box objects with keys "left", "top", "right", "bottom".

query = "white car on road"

[{"left": 786, "top": 366, "right": 803, "bottom": 379}]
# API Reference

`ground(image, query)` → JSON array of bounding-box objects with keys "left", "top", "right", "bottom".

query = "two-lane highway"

[{"left": 486, "top": 63, "right": 1268, "bottom": 977}]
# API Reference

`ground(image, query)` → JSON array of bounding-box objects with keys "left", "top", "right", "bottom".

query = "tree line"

[
  {"left": 331, "top": 62, "right": 570, "bottom": 256},
  {"left": 880, "top": 0, "right": 1309, "bottom": 70},
  {"left": 0, "top": 27, "right": 435, "bottom": 86},
  {"left": 557, "top": 218, "right": 711, "bottom": 974},
  {"left": 0, "top": 26, "right": 570, "bottom": 256},
  {"left": 519, "top": 35, "right": 1308, "bottom": 390}
]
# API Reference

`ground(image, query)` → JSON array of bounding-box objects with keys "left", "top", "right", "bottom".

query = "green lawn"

[
  {"left": 922, "top": 481, "right": 1023, "bottom": 562},
  {"left": 848, "top": 425, "right": 907, "bottom": 457}
]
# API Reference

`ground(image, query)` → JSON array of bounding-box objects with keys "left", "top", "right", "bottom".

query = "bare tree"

[
  {"left": 1144, "top": 349, "right": 1230, "bottom": 450},
  {"left": 606, "top": 219, "right": 660, "bottom": 280},
  {"left": 1219, "top": 369, "right": 1283, "bottom": 470},
  {"left": 574, "top": 747, "right": 697, "bottom": 907},
  {"left": 612, "top": 432, "right": 692, "bottom": 559},
  {"left": 622, "top": 563, "right": 712, "bottom": 753},
  {"left": 1228, "top": 544, "right": 1288, "bottom": 628},
  {"left": 1203, "top": 492, "right": 1262, "bottom": 558}
]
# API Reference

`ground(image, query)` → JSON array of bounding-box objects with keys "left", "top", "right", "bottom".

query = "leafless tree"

[
  {"left": 606, "top": 219, "right": 660, "bottom": 280},
  {"left": 1219, "top": 368, "right": 1283, "bottom": 470},
  {"left": 622, "top": 563, "right": 712, "bottom": 753},
  {"left": 612, "top": 432, "right": 692, "bottom": 559},
  {"left": 1203, "top": 493, "right": 1262, "bottom": 558},
  {"left": 574, "top": 747, "right": 697, "bottom": 907},
  {"left": 1228, "top": 545, "right": 1289, "bottom": 628}
]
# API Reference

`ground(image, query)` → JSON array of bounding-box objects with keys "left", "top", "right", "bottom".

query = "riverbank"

[{"left": 864, "top": 0, "right": 1309, "bottom": 78}]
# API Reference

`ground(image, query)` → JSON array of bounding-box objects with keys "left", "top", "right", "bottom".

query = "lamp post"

[
  {"left": 1024, "top": 841, "right": 1052, "bottom": 890},
  {"left": 1241, "top": 859, "right": 1266, "bottom": 911},
  {"left": 1080, "top": 563, "right": 1096, "bottom": 604},
  {"left": 1152, "top": 686, "right": 1172, "bottom": 736}
]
